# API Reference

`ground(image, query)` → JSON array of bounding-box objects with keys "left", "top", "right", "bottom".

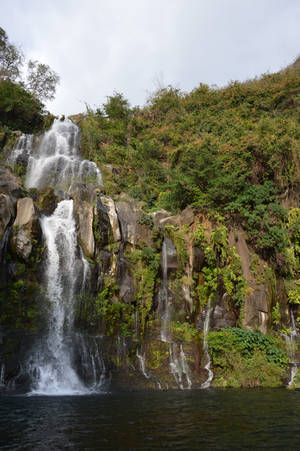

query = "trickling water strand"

[
  {"left": 284, "top": 310, "right": 298, "bottom": 387},
  {"left": 0, "top": 364, "right": 5, "bottom": 388},
  {"left": 0, "top": 226, "right": 11, "bottom": 285},
  {"left": 201, "top": 299, "right": 214, "bottom": 389},
  {"left": 158, "top": 238, "right": 171, "bottom": 343},
  {"left": 136, "top": 348, "right": 150, "bottom": 379},
  {"left": 169, "top": 343, "right": 192, "bottom": 390},
  {"left": 25, "top": 119, "right": 102, "bottom": 192},
  {"left": 75, "top": 335, "right": 107, "bottom": 391},
  {"left": 157, "top": 237, "right": 192, "bottom": 389}
]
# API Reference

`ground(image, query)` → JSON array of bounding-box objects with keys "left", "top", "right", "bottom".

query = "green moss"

[
  {"left": 127, "top": 246, "right": 160, "bottom": 334},
  {"left": 146, "top": 341, "right": 169, "bottom": 370},
  {"left": 170, "top": 321, "right": 200, "bottom": 343}
]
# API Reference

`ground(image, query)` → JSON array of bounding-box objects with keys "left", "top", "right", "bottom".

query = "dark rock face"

[
  {"left": 212, "top": 294, "right": 237, "bottom": 329},
  {"left": 115, "top": 201, "right": 152, "bottom": 247},
  {"left": 0, "top": 167, "right": 22, "bottom": 207},
  {"left": 95, "top": 198, "right": 113, "bottom": 248},
  {"left": 116, "top": 248, "right": 136, "bottom": 303},
  {"left": 0, "top": 194, "right": 14, "bottom": 240},
  {"left": 162, "top": 237, "right": 178, "bottom": 275},
  {"left": 192, "top": 246, "right": 205, "bottom": 272}
]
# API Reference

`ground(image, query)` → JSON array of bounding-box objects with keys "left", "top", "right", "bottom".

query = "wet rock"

[
  {"left": 162, "top": 237, "right": 178, "bottom": 274},
  {"left": 192, "top": 246, "right": 205, "bottom": 272},
  {"left": 94, "top": 198, "right": 113, "bottom": 248},
  {"left": 212, "top": 295, "right": 236, "bottom": 329},
  {"left": 0, "top": 166, "right": 22, "bottom": 207},
  {"left": 116, "top": 251, "right": 135, "bottom": 303},
  {"left": 0, "top": 194, "right": 14, "bottom": 239},
  {"left": 30, "top": 187, "right": 58, "bottom": 215}
]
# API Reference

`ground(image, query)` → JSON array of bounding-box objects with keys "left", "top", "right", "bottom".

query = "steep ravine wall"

[{"left": 0, "top": 134, "right": 298, "bottom": 390}]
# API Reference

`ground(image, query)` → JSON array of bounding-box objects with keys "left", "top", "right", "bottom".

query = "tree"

[
  {"left": 26, "top": 60, "right": 60, "bottom": 101},
  {"left": 0, "top": 27, "right": 59, "bottom": 102},
  {"left": 0, "top": 27, "right": 24, "bottom": 81}
]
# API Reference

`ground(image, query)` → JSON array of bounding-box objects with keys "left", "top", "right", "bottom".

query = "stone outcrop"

[
  {"left": 10, "top": 197, "right": 40, "bottom": 260},
  {"left": 115, "top": 201, "right": 153, "bottom": 247},
  {"left": 69, "top": 182, "right": 97, "bottom": 258},
  {"left": 229, "top": 228, "right": 272, "bottom": 334}
]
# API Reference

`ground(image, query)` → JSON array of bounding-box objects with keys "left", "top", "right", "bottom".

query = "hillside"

[{"left": 0, "top": 61, "right": 299, "bottom": 391}]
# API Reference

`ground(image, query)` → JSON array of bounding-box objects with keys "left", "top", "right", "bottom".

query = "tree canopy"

[{"left": 0, "top": 27, "right": 59, "bottom": 102}]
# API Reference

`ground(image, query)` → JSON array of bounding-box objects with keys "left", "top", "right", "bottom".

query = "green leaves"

[{"left": 208, "top": 327, "right": 288, "bottom": 368}]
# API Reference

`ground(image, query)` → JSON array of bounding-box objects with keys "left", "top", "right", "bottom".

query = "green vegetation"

[
  {"left": 0, "top": 27, "right": 58, "bottom": 136},
  {"left": 0, "top": 240, "right": 45, "bottom": 333},
  {"left": 127, "top": 246, "right": 160, "bottom": 334},
  {"left": 79, "top": 65, "right": 300, "bottom": 271},
  {"left": 208, "top": 327, "right": 288, "bottom": 387}
]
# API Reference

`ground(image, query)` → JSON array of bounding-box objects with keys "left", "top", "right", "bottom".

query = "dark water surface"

[{"left": 1, "top": 389, "right": 300, "bottom": 450}]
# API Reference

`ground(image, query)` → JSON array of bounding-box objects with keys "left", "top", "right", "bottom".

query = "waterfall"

[
  {"left": 136, "top": 348, "right": 150, "bottom": 379},
  {"left": 201, "top": 299, "right": 214, "bottom": 389},
  {"left": 9, "top": 133, "right": 33, "bottom": 166},
  {"left": 169, "top": 343, "right": 192, "bottom": 390},
  {"left": 25, "top": 119, "right": 101, "bottom": 192},
  {"left": 285, "top": 309, "right": 298, "bottom": 387},
  {"left": 158, "top": 238, "right": 171, "bottom": 343},
  {"left": 22, "top": 119, "right": 105, "bottom": 395},
  {"left": 158, "top": 237, "right": 192, "bottom": 389},
  {"left": 0, "top": 364, "right": 5, "bottom": 388}
]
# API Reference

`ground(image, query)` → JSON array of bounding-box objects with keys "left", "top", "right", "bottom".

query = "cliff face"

[
  {"left": 0, "top": 155, "right": 295, "bottom": 390},
  {"left": 0, "top": 61, "right": 300, "bottom": 390}
]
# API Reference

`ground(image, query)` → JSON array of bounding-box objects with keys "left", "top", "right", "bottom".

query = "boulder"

[
  {"left": 115, "top": 201, "right": 152, "bottom": 247},
  {"left": 100, "top": 196, "right": 121, "bottom": 243},
  {"left": 69, "top": 182, "right": 97, "bottom": 258},
  {"left": 10, "top": 197, "right": 40, "bottom": 260},
  {"left": 151, "top": 209, "right": 171, "bottom": 228}
]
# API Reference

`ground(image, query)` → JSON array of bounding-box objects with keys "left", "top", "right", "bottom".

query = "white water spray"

[
  {"left": 22, "top": 119, "right": 105, "bottom": 395},
  {"left": 158, "top": 237, "right": 192, "bottom": 389},
  {"left": 201, "top": 299, "right": 214, "bottom": 389},
  {"left": 284, "top": 310, "right": 298, "bottom": 387},
  {"left": 158, "top": 238, "right": 171, "bottom": 343},
  {"left": 26, "top": 119, "right": 101, "bottom": 192}
]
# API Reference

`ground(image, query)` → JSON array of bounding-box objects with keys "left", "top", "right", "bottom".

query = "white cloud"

[{"left": 2, "top": 0, "right": 300, "bottom": 114}]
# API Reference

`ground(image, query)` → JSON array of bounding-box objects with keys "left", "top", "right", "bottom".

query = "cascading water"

[
  {"left": 285, "top": 309, "right": 298, "bottom": 387},
  {"left": 26, "top": 119, "right": 101, "bottom": 192},
  {"left": 201, "top": 299, "right": 214, "bottom": 389},
  {"left": 157, "top": 237, "right": 192, "bottom": 389},
  {"left": 21, "top": 119, "right": 104, "bottom": 395},
  {"left": 0, "top": 364, "right": 5, "bottom": 388},
  {"left": 9, "top": 133, "right": 33, "bottom": 166},
  {"left": 158, "top": 238, "right": 171, "bottom": 343}
]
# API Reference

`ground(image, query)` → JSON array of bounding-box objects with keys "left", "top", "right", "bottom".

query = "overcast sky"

[{"left": 2, "top": 0, "right": 300, "bottom": 115}]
